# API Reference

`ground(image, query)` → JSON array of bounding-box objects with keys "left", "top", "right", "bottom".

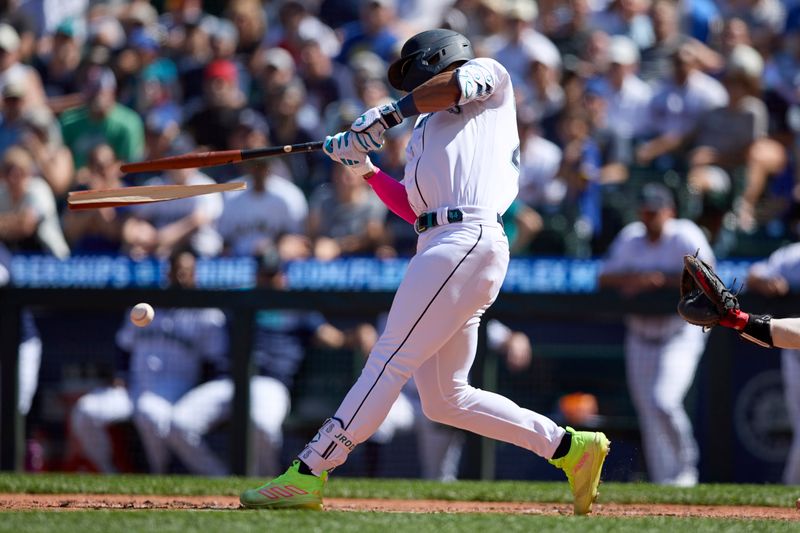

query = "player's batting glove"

[
  {"left": 323, "top": 132, "right": 376, "bottom": 175},
  {"left": 350, "top": 102, "right": 404, "bottom": 152}
]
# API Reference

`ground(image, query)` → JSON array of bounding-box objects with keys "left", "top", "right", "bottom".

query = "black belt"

[{"left": 414, "top": 209, "right": 504, "bottom": 234}]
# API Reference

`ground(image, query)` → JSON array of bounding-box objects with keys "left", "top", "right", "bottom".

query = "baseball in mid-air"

[{"left": 130, "top": 303, "right": 155, "bottom": 327}]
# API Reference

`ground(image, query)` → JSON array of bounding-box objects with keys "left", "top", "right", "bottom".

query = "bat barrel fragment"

[{"left": 120, "top": 150, "right": 244, "bottom": 173}]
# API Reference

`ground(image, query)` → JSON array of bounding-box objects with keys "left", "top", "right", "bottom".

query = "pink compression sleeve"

[{"left": 365, "top": 168, "right": 417, "bottom": 225}]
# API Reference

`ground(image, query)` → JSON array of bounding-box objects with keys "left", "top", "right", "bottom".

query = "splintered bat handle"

[{"left": 120, "top": 150, "right": 243, "bottom": 173}]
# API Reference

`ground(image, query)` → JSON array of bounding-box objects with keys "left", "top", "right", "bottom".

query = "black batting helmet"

[{"left": 387, "top": 29, "right": 474, "bottom": 92}]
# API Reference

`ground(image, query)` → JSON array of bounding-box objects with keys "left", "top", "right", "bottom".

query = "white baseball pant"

[
  {"left": 625, "top": 323, "right": 706, "bottom": 485},
  {"left": 70, "top": 386, "right": 133, "bottom": 473},
  {"left": 169, "top": 376, "right": 291, "bottom": 476},
  {"left": 18, "top": 336, "right": 41, "bottom": 416},
  {"left": 71, "top": 387, "right": 185, "bottom": 474},
  {"left": 782, "top": 349, "right": 800, "bottom": 484},
  {"left": 300, "top": 222, "right": 565, "bottom": 474}
]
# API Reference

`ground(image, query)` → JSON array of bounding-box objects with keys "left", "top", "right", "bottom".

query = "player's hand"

[
  {"left": 323, "top": 132, "right": 376, "bottom": 175},
  {"left": 350, "top": 102, "right": 404, "bottom": 152}
]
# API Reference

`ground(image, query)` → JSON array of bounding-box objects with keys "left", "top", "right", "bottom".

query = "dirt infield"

[{"left": 0, "top": 493, "right": 798, "bottom": 520}]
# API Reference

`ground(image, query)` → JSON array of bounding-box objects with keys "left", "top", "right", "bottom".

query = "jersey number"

[{"left": 511, "top": 144, "right": 520, "bottom": 172}]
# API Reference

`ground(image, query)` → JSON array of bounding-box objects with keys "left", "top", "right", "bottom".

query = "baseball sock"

[
  {"left": 297, "top": 460, "right": 315, "bottom": 476},
  {"left": 551, "top": 431, "right": 572, "bottom": 459}
]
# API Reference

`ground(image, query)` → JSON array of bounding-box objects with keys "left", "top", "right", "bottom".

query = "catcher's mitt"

[{"left": 677, "top": 253, "right": 739, "bottom": 327}]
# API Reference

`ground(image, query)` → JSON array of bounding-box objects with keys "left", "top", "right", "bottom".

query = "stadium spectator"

[
  {"left": 61, "top": 143, "right": 125, "bottom": 254},
  {"left": 225, "top": 0, "right": 265, "bottom": 59},
  {"left": 0, "top": 145, "right": 68, "bottom": 258},
  {"left": 517, "top": 111, "right": 563, "bottom": 210},
  {"left": 307, "top": 162, "right": 388, "bottom": 260},
  {"left": 31, "top": 18, "right": 84, "bottom": 113},
  {"left": 636, "top": 44, "right": 728, "bottom": 167},
  {"left": 0, "top": 22, "right": 45, "bottom": 107},
  {"left": 604, "top": 36, "right": 653, "bottom": 142},
  {"left": 70, "top": 249, "right": 228, "bottom": 474},
  {"left": 273, "top": 0, "right": 340, "bottom": 62},
  {"left": 297, "top": 37, "right": 356, "bottom": 115},
  {"left": 184, "top": 59, "right": 246, "bottom": 151},
  {"left": 217, "top": 117, "right": 309, "bottom": 259},
  {"left": 590, "top": 0, "right": 654, "bottom": 49},
  {"left": 484, "top": 0, "right": 561, "bottom": 94},
  {"left": 121, "top": 164, "right": 223, "bottom": 259},
  {"left": 338, "top": 0, "right": 400, "bottom": 63},
  {"left": 599, "top": 183, "right": 713, "bottom": 486},
  {"left": 60, "top": 66, "right": 145, "bottom": 169},
  {"left": 684, "top": 46, "right": 786, "bottom": 232},
  {"left": 168, "top": 252, "right": 376, "bottom": 476},
  {"left": 639, "top": 0, "right": 721, "bottom": 83},
  {"left": 19, "top": 104, "right": 74, "bottom": 197}
]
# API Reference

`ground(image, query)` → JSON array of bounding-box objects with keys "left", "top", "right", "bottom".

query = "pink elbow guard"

[{"left": 365, "top": 169, "right": 417, "bottom": 225}]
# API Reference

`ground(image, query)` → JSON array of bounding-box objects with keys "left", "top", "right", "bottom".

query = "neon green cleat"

[
  {"left": 548, "top": 427, "right": 610, "bottom": 515},
  {"left": 240, "top": 460, "right": 328, "bottom": 510}
]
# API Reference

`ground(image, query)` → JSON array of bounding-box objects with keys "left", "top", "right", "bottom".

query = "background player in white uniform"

[
  {"left": 599, "top": 183, "right": 713, "bottom": 486},
  {"left": 241, "top": 29, "right": 609, "bottom": 515},
  {"left": 742, "top": 243, "right": 800, "bottom": 484},
  {"left": 70, "top": 250, "right": 228, "bottom": 473},
  {"left": 168, "top": 253, "right": 375, "bottom": 476}
]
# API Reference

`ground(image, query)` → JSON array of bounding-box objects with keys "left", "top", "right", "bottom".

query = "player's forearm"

[
  {"left": 404, "top": 71, "right": 461, "bottom": 113},
  {"left": 771, "top": 318, "right": 800, "bottom": 349}
]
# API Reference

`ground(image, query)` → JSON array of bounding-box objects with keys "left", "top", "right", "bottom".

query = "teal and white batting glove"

[
  {"left": 350, "top": 102, "right": 404, "bottom": 152},
  {"left": 323, "top": 131, "right": 376, "bottom": 175}
]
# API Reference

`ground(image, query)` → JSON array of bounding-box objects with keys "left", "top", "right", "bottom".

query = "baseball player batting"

[{"left": 240, "top": 29, "right": 609, "bottom": 515}]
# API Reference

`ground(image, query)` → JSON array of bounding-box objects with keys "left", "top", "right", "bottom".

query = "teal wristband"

[{"left": 397, "top": 94, "right": 420, "bottom": 117}]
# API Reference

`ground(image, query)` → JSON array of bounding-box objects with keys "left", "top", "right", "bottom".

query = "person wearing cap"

[
  {"left": 31, "top": 18, "right": 83, "bottom": 107},
  {"left": 0, "top": 22, "right": 46, "bottom": 108},
  {"left": 605, "top": 35, "right": 653, "bottom": 141},
  {"left": 217, "top": 113, "right": 309, "bottom": 259},
  {"left": 337, "top": 0, "right": 400, "bottom": 63},
  {"left": 59, "top": 65, "right": 144, "bottom": 169},
  {"left": 168, "top": 252, "right": 377, "bottom": 476},
  {"left": 682, "top": 45, "right": 785, "bottom": 233},
  {"left": 184, "top": 59, "right": 246, "bottom": 151},
  {"left": 482, "top": 0, "right": 561, "bottom": 91},
  {"left": 599, "top": 183, "right": 714, "bottom": 486}
]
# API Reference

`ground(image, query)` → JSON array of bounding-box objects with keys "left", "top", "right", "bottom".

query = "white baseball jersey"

[
  {"left": 601, "top": 218, "right": 715, "bottom": 338},
  {"left": 403, "top": 57, "right": 520, "bottom": 216},
  {"left": 299, "top": 56, "right": 567, "bottom": 478},
  {"left": 217, "top": 174, "right": 308, "bottom": 256}
]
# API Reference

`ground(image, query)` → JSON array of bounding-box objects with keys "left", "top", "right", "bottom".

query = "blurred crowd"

[{"left": 0, "top": 0, "right": 799, "bottom": 263}]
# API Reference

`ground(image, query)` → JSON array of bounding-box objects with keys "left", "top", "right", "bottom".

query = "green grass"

[
  {"left": 0, "top": 511, "right": 795, "bottom": 533},
  {"left": 0, "top": 473, "right": 797, "bottom": 508}
]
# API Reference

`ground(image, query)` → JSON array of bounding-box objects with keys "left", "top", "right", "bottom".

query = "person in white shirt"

[
  {"left": 122, "top": 166, "right": 223, "bottom": 258},
  {"left": 599, "top": 183, "right": 714, "bottom": 486},
  {"left": 0, "top": 145, "right": 68, "bottom": 258},
  {"left": 637, "top": 44, "right": 729, "bottom": 166},
  {"left": 481, "top": 0, "right": 561, "bottom": 94},
  {"left": 217, "top": 110, "right": 309, "bottom": 259},
  {"left": 606, "top": 35, "right": 653, "bottom": 141}
]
